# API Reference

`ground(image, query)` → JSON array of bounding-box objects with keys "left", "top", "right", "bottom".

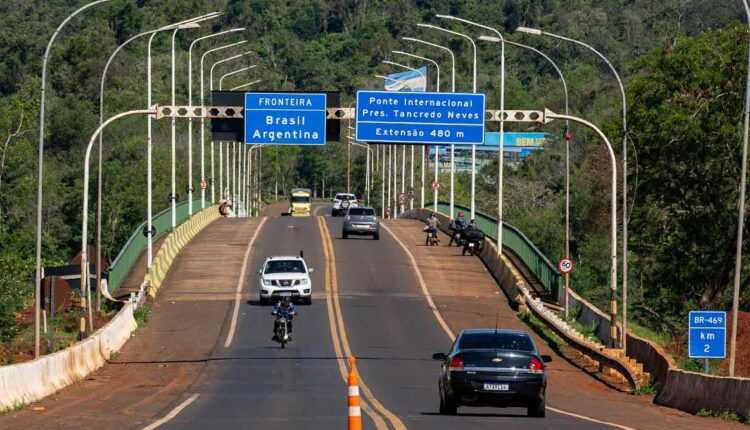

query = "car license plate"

[
  {"left": 355, "top": 224, "right": 368, "bottom": 229},
  {"left": 280, "top": 292, "right": 292, "bottom": 297},
  {"left": 483, "top": 383, "right": 509, "bottom": 391},
  {"left": 469, "top": 243, "right": 475, "bottom": 247}
]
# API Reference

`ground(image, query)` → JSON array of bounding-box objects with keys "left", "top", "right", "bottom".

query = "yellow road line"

[{"left": 317, "top": 217, "right": 389, "bottom": 430}]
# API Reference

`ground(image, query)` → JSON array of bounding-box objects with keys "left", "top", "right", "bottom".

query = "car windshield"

[
  {"left": 264, "top": 260, "right": 306, "bottom": 274},
  {"left": 348, "top": 208, "right": 375, "bottom": 216},
  {"left": 291, "top": 196, "right": 309, "bottom": 203},
  {"left": 458, "top": 332, "right": 534, "bottom": 352}
]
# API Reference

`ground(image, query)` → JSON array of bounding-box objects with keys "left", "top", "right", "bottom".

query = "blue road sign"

[
  {"left": 688, "top": 311, "right": 726, "bottom": 359},
  {"left": 355, "top": 91, "right": 485, "bottom": 145},
  {"left": 244, "top": 93, "right": 327, "bottom": 145}
]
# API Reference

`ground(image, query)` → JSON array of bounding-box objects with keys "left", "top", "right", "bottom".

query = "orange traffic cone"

[{"left": 348, "top": 356, "right": 362, "bottom": 430}]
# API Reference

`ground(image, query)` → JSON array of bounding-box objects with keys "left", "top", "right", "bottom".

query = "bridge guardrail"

[
  {"left": 108, "top": 199, "right": 203, "bottom": 294},
  {"left": 436, "top": 202, "right": 560, "bottom": 300}
]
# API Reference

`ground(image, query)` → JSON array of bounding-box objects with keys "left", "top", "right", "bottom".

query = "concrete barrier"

[
  {"left": 656, "top": 369, "right": 750, "bottom": 418},
  {"left": 0, "top": 206, "right": 221, "bottom": 411},
  {"left": 146, "top": 206, "right": 220, "bottom": 296},
  {"left": 0, "top": 302, "right": 137, "bottom": 411}
]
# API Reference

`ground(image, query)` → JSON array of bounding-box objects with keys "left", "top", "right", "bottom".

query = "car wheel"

[
  {"left": 373, "top": 233, "right": 379, "bottom": 240},
  {"left": 343, "top": 232, "right": 348, "bottom": 239},
  {"left": 303, "top": 296, "right": 312, "bottom": 305},
  {"left": 440, "top": 394, "right": 458, "bottom": 415},
  {"left": 259, "top": 295, "right": 268, "bottom": 306},
  {"left": 527, "top": 395, "right": 546, "bottom": 418}
]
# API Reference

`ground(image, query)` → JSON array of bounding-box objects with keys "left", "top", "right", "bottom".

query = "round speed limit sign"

[{"left": 558, "top": 258, "right": 574, "bottom": 274}]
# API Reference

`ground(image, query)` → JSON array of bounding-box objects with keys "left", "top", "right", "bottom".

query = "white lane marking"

[
  {"left": 224, "top": 217, "right": 268, "bottom": 348},
  {"left": 141, "top": 393, "right": 199, "bottom": 430},
  {"left": 548, "top": 407, "right": 636, "bottom": 430},
  {"left": 381, "top": 222, "right": 455, "bottom": 341},
  {"left": 383, "top": 222, "right": 635, "bottom": 430}
]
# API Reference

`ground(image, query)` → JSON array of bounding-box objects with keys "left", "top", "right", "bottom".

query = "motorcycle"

[
  {"left": 461, "top": 228, "right": 485, "bottom": 256},
  {"left": 424, "top": 226, "right": 439, "bottom": 246},
  {"left": 462, "top": 239, "right": 484, "bottom": 256},
  {"left": 273, "top": 314, "right": 293, "bottom": 348},
  {"left": 449, "top": 226, "right": 464, "bottom": 247}
]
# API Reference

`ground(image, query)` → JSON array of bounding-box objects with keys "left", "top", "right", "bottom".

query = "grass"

[
  {"left": 627, "top": 321, "right": 672, "bottom": 347},
  {"left": 635, "top": 377, "right": 660, "bottom": 396},
  {"left": 133, "top": 306, "right": 151, "bottom": 327},
  {"left": 697, "top": 409, "right": 747, "bottom": 424},
  {"left": 520, "top": 312, "right": 567, "bottom": 353}
]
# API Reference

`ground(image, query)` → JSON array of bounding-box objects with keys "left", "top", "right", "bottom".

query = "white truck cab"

[{"left": 257, "top": 255, "right": 314, "bottom": 305}]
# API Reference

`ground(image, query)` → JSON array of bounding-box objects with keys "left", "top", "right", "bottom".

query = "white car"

[
  {"left": 331, "top": 193, "right": 358, "bottom": 216},
  {"left": 257, "top": 255, "right": 314, "bottom": 305}
]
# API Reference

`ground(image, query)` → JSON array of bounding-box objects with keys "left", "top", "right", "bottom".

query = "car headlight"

[
  {"left": 298, "top": 278, "right": 309, "bottom": 285},
  {"left": 262, "top": 279, "right": 273, "bottom": 286}
]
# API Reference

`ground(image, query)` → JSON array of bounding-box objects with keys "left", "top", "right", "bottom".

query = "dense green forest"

[{"left": 0, "top": 0, "right": 749, "bottom": 352}]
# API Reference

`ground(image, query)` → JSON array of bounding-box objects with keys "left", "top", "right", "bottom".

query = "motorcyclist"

[
  {"left": 462, "top": 219, "right": 484, "bottom": 255},
  {"left": 424, "top": 212, "right": 441, "bottom": 245},
  {"left": 449, "top": 212, "right": 466, "bottom": 246},
  {"left": 272, "top": 296, "right": 296, "bottom": 341}
]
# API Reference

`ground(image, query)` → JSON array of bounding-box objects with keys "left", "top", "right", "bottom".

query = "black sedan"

[{"left": 432, "top": 328, "right": 552, "bottom": 417}]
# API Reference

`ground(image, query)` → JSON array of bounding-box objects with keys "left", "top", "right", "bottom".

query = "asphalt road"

[{"left": 156, "top": 206, "right": 611, "bottom": 429}]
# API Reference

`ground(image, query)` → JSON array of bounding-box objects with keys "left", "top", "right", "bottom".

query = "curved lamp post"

[
  {"left": 231, "top": 79, "right": 263, "bottom": 91},
  {"left": 200, "top": 40, "right": 248, "bottom": 204},
  {"left": 189, "top": 28, "right": 246, "bottom": 211},
  {"left": 480, "top": 35, "right": 571, "bottom": 317},
  {"left": 417, "top": 23, "right": 479, "bottom": 220},
  {"left": 219, "top": 65, "right": 258, "bottom": 90},
  {"left": 34, "top": 0, "right": 114, "bottom": 359},
  {"left": 517, "top": 25, "right": 628, "bottom": 350},
  {"left": 730, "top": 0, "right": 750, "bottom": 377}
]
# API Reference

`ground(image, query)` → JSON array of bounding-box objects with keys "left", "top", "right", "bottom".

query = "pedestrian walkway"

[{"left": 0, "top": 218, "right": 264, "bottom": 430}]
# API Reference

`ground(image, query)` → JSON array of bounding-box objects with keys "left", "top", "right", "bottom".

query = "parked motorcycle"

[{"left": 462, "top": 227, "right": 485, "bottom": 256}]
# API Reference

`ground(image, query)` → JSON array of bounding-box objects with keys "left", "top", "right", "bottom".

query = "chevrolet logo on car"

[{"left": 492, "top": 357, "right": 503, "bottom": 364}]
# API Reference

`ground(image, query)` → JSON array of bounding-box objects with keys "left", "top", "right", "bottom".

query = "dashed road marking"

[{"left": 141, "top": 393, "right": 199, "bottom": 430}]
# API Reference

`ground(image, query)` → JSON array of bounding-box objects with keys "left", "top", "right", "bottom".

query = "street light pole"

[
  {"left": 34, "top": 0, "right": 113, "bottom": 359},
  {"left": 98, "top": 26, "right": 161, "bottom": 313},
  {"left": 189, "top": 28, "right": 245, "bottom": 211},
  {"left": 219, "top": 65, "right": 258, "bottom": 89},
  {"left": 231, "top": 79, "right": 263, "bottom": 91},
  {"left": 171, "top": 23, "right": 202, "bottom": 229},
  {"left": 480, "top": 34, "right": 570, "bottom": 312},
  {"left": 517, "top": 26, "right": 628, "bottom": 350},
  {"left": 417, "top": 22, "right": 478, "bottom": 219},
  {"left": 546, "top": 110, "right": 619, "bottom": 348},
  {"left": 201, "top": 40, "right": 248, "bottom": 204},
  {"left": 402, "top": 37, "right": 457, "bottom": 214},
  {"left": 80, "top": 109, "right": 155, "bottom": 341},
  {"left": 730, "top": 0, "right": 750, "bottom": 377}
]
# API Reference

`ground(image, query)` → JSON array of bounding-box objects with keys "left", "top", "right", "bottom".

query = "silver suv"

[{"left": 331, "top": 193, "right": 358, "bottom": 216}]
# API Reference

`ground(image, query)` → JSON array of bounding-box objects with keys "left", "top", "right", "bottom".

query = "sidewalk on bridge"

[
  {"left": 383, "top": 219, "right": 746, "bottom": 430},
  {"left": 0, "top": 217, "right": 265, "bottom": 430}
]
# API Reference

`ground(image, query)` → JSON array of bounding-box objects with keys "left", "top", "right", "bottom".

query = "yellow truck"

[{"left": 289, "top": 188, "right": 312, "bottom": 216}]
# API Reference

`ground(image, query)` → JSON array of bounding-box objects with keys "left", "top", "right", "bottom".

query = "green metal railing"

[
  {"left": 108, "top": 200, "right": 204, "bottom": 293},
  {"left": 436, "top": 202, "right": 560, "bottom": 298}
]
